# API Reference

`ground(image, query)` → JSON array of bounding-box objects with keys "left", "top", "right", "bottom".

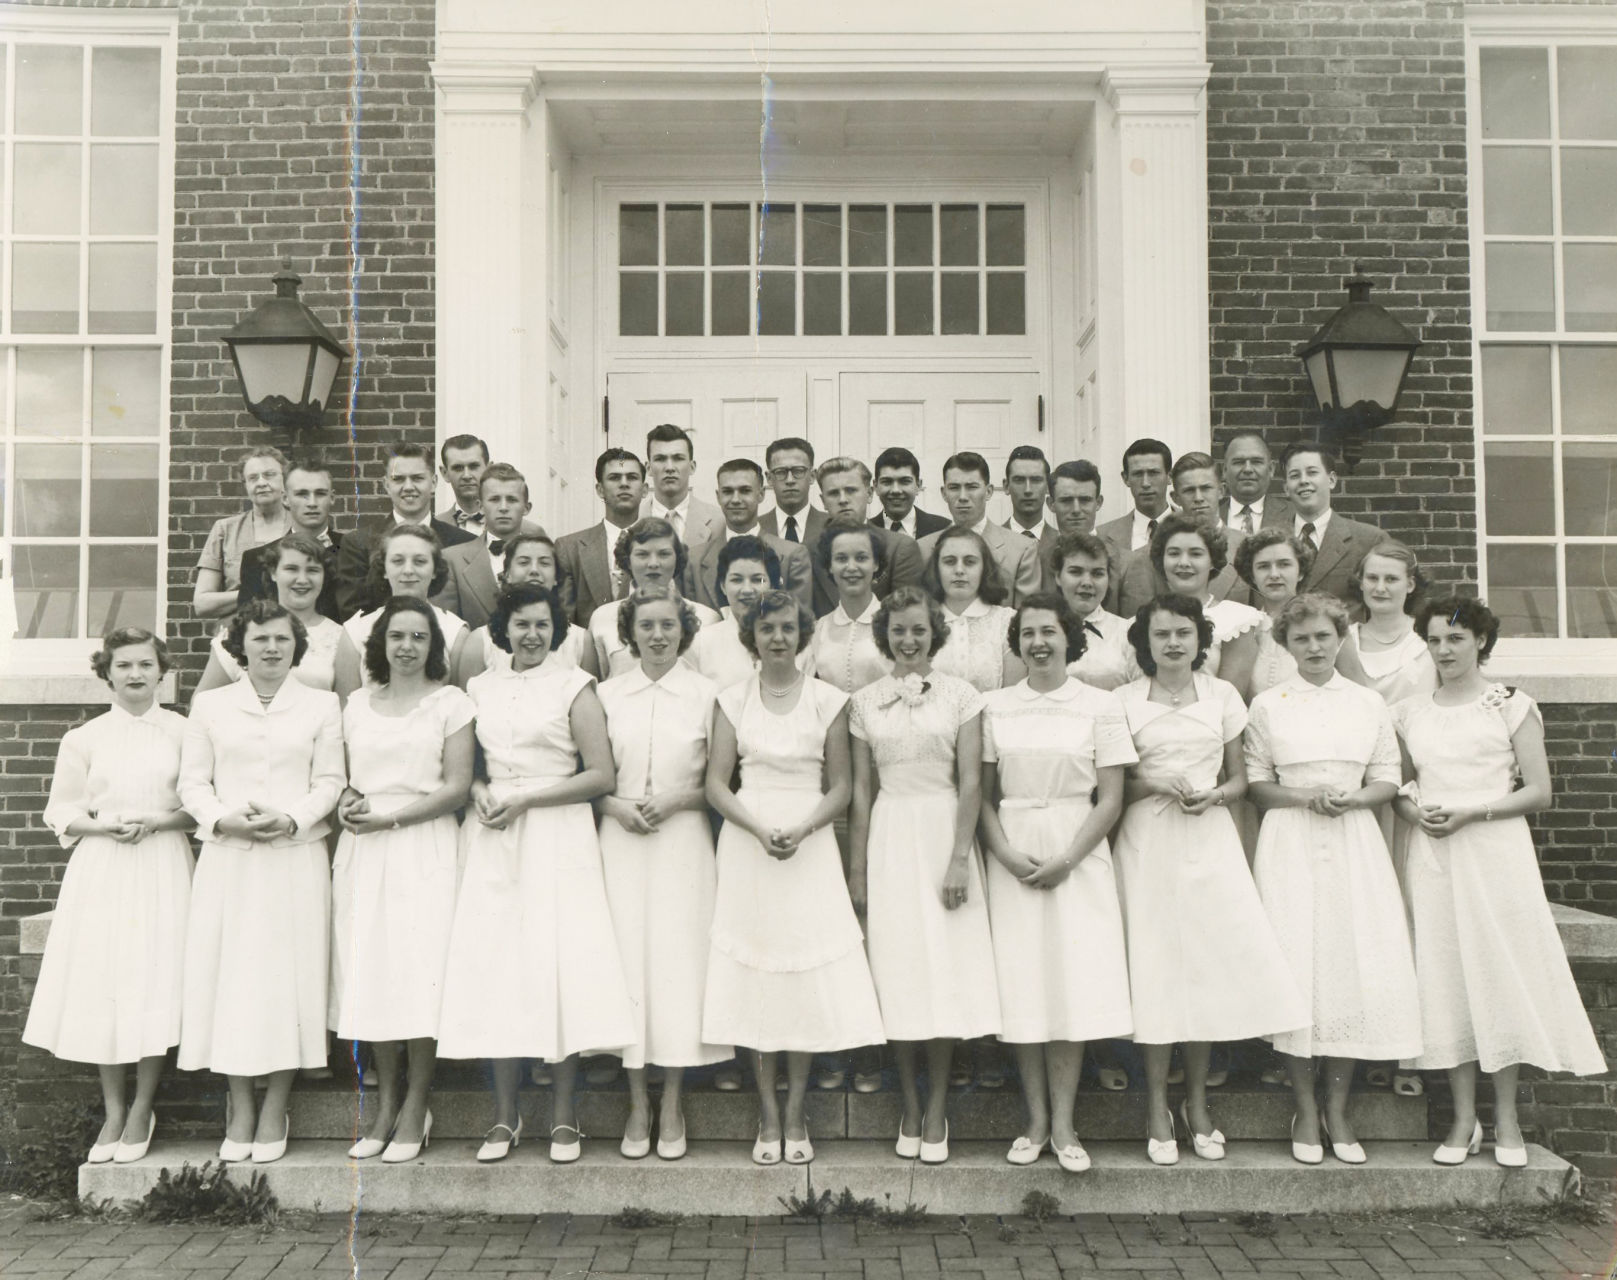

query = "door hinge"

[
  {"left": 1037, "top": 393, "right": 1045, "bottom": 434},
  {"left": 603, "top": 394, "right": 610, "bottom": 436}
]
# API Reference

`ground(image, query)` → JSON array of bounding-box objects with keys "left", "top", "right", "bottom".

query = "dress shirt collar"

[
  {"left": 724, "top": 523, "right": 762, "bottom": 540},
  {"left": 1007, "top": 513, "right": 1055, "bottom": 536},
  {"left": 650, "top": 493, "right": 692, "bottom": 524},
  {"left": 614, "top": 662, "right": 700, "bottom": 697},
  {"left": 223, "top": 672, "right": 306, "bottom": 715},
  {"left": 1231, "top": 496, "right": 1265, "bottom": 525},
  {"left": 830, "top": 601, "right": 875, "bottom": 629},
  {"left": 107, "top": 700, "right": 167, "bottom": 724},
  {"left": 949, "top": 596, "right": 994, "bottom": 620},
  {"left": 1294, "top": 508, "right": 1333, "bottom": 540},
  {"left": 451, "top": 505, "right": 484, "bottom": 529},
  {"left": 884, "top": 510, "right": 916, "bottom": 537},
  {"left": 1131, "top": 508, "right": 1167, "bottom": 549},
  {"left": 391, "top": 508, "right": 433, "bottom": 529},
  {"left": 969, "top": 516, "right": 991, "bottom": 537},
  {"left": 1012, "top": 676, "right": 1083, "bottom": 703},
  {"left": 1281, "top": 670, "right": 1351, "bottom": 695}
]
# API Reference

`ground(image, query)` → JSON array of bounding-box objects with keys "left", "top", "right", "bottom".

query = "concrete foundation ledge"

[{"left": 80, "top": 1139, "right": 1574, "bottom": 1216}]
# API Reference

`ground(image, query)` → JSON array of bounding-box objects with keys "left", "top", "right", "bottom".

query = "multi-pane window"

[
  {"left": 617, "top": 200, "right": 1026, "bottom": 338},
  {"left": 2, "top": 32, "right": 170, "bottom": 645},
  {"left": 1472, "top": 41, "right": 1617, "bottom": 641}
]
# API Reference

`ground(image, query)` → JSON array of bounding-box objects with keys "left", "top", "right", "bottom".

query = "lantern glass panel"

[
  {"left": 234, "top": 342, "right": 313, "bottom": 407},
  {"left": 308, "top": 345, "right": 341, "bottom": 413},
  {"left": 1328, "top": 347, "right": 1409, "bottom": 410},
  {"left": 1304, "top": 349, "right": 1335, "bottom": 409}
]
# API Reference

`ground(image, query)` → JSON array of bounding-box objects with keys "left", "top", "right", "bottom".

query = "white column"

[{"left": 1102, "top": 66, "right": 1212, "bottom": 463}]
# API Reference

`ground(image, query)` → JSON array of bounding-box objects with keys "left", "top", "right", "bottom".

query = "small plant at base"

[
  {"left": 1020, "top": 1190, "right": 1061, "bottom": 1224},
  {"left": 996, "top": 1222, "right": 1020, "bottom": 1244},
  {"left": 1471, "top": 1203, "right": 1537, "bottom": 1241},
  {"left": 1234, "top": 1211, "right": 1277, "bottom": 1238},
  {"left": 10, "top": 1098, "right": 102, "bottom": 1205},
  {"left": 609, "top": 1206, "right": 684, "bottom": 1228},
  {"left": 1538, "top": 1166, "right": 1607, "bottom": 1227},
  {"left": 778, "top": 1185, "right": 834, "bottom": 1219},
  {"left": 138, "top": 1162, "right": 279, "bottom": 1226}
]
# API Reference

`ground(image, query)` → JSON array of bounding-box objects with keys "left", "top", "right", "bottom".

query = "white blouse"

[
  {"left": 1068, "top": 608, "right": 1134, "bottom": 692},
  {"left": 932, "top": 599, "right": 1017, "bottom": 693},
  {"left": 342, "top": 603, "right": 468, "bottom": 689},
  {"left": 589, "top": 597, "right": 720, "bottom": 680},
  {"left": 44, "top": 703, "right": 188, "bottom": 847},
  {"left": 805, "top": 601, "right": 892, "bottom": 694},
  {"left": 1245, "top": 673, "right": 1401, "bottom": 790},
  {"left": 1351, "top": 622, "right": 1437, "bottom": 705},
  {"left": 597, "top": 663, "right": 716, "bottom": 801}
]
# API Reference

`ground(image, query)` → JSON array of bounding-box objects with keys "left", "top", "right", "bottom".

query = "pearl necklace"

[{"left": 761, "top": 672, "right": 805, "bottom": 698}]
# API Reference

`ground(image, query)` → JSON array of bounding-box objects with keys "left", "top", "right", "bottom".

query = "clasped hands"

[
  {"left": 214, "top": 801, "right": 297, "bottom": 841},
  {"left": 470, "top": 780, "right": 532, "bottom": 830},
  {"left": 337, "top": 788, "right": 397, "bottom": 834},
  {"left": 1155, "top": 774, "right": 1222, "bottom": 816},
  {"left": 93, "top": 812, "right": 164, "bottom": 844},
  {"left": 1302, "top": 785, "right": 1358, "bottom": 817},
  {"left": 1411, "top": 802, "right": 1475, "bottom": 839},
  {"left": 604, "top": 793, "right": 680, "bottom": 836},
  {"left": 997, "top": 846, "right": 1075, "bottom": 890}
]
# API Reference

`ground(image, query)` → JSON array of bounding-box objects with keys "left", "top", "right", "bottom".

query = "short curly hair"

[
  {"left": 1007, "top": 591, "right": 1087, "bottom": 664},
  {"left": 1272, "top": 591, "right": 1350, "bottom": 648},
  {"left": 737, "top": 589, "right": 815, "bottom": 658},
  {"left": 1149, "top": 512, "right": 1228, "bottom": 581},
  {"left": 237, "top": 444, "right": 290, "bottom": 483},
  {"left": 222, "top": 599, "right": 309, "bottom": 668},
  {"left": 1126, "top": 594, "right": 1215, "bottom": 677},
  {"left": 1415, "top": 593, "right": 1500, "bottom": 663},
  {"left": 618, "top": 584, "right": 700, "bottom": 657},
  {"left": 1232, "top": 527, "right": 1314, "bottom": 593},
  {"left": 1348, "top": 540, "right": 1429, "bottom": 616},
  {"left": 91, "top": 627, "right": 173, "bottom": 684},
  {"left": 813, "top": 516, "right": 884, "bottom": 580},
  {"left": 363, "top": 595, "right": 449, "bottom": 686},
  {"left": 364, "top": 524, "right": 450, "bottom": 607},
  {"left": 612, "top": 517, "right": 688, "bottom": 585},
  {"left": 872, "top": 585, "right": 951, "bottom": 660},
  {"left": 487, "top": 582, "right": 569, "bottom": 654},
  {"left": 1050, "top": 531, "right": 1112, "bottom": 581},
  {"left": 714, "top": 535, "right": 782, "bottom": 607},
  {"left": 922, "top": 527, "right": 1009, "bottom": 606}
]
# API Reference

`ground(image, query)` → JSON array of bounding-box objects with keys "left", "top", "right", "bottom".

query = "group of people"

[{"left": 23, "top": 425, "right": 1603, "bottom": 1176}]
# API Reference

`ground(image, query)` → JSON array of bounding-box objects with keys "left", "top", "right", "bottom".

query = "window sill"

[
  {"left": 0, "top": 673, "right": 178, "bottom": 707},
  {"left": 1485, "top": 666, "right": 1617, "bottom": 704}
]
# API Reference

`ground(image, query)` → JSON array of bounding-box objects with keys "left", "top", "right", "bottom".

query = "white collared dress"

[
  {"left": 931, "top": 599, "right": 1017, "bottom": 693},
  {"left": 23, "top": 704, "right": 194, "bottom": 1065},
  {"left": 688, "top": 609, "right": 810, "bottom": 692},
  {"left": 211, "top": 615, "right": 344, "bottom": 692},
  {"left": 589, "top": 597, "right": 719, "bottom": 680},
  {"left": 805, "top": 601, "right": 892, "bottom": 694}
]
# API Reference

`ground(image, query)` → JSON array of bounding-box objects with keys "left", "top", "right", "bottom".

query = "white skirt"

[{"left": 23, "top": 831, "right": 193, "bottom": 1065}]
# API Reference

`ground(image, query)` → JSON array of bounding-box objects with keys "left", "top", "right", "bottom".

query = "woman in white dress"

[
  {"left": 334, "top": 525, "right": 470, "bottom": 699},
  {"left": 179, "top": 600, "right": 346, "bottom": 1164},
  {"left": 923, "top": 529, "right": 1024, "bottom": 692},
  {"left": 848, "top": 587, "right": 1001, "bottom": 1165},
  {"left": 1246, "top": 592, "right": 1422, "bottom": 1166},
  {"left": 597, "top": 585, "right": 732, "bottom": 1161},
  {"left": 1348, "top": 542, "right": 1437, "bottom": 704},
  {"left": 806, "top": 518, "right": 893, "bottom": 695},
  {"left": 1146, "top": 514, "right": 1262, "bottom": 699},
  {"left": 454, "top": 533, "right": 599, "bottom": 686},
  {"left": 588, "top": 518, "right": 719, "bottom": 678},
  {"left": 979, "top": 593, "right": 1136, "bottom": 1174},
  {"left": 330, "top": 597, "right": 475, "bottom": 1162},
  {"left": 690, "top": 536, "right": 812, "bottom": 692},
  {"left": 1393, "top": 596, "right": 1605, "bottom": 1167},
  {"left": 436, "top": 583, "right": 634, "bottom": 1164},
  {"left": 24, "top": 629, "right": 194, "bottom": 1166},
  {"left": 1233, "top": 530, "right": 1313, "bottom": 698},
  {"left": 703, "top": 590, "right": 885, "bottom": 1166},
  {"left": 1051, "top": 533, "right": 1132, "bottom": 693},
  {"left": 193, "top": 445, "right": 291, "bottom": 618},
  {"left": 192, "top": 533, "right": 345, "bottom": 697},
  {"left": 1113, "top": 596, "right": 1309, "bottom": 1165}
]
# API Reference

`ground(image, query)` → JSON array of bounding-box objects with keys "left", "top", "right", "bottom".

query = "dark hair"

[
  {"left": 363, "top": 595, "right": 449, "bottom": 685},
  {"left": 238, "top": 445, "right": 290, "bottom": 482},
  {"left": 1149, "top": 512, "right": 1229, "bottom": 580},
  {"left": 478, "top": 460, "right": 529, "bottom": 502},
  {"left": 922, "top": 527, "right": 1009, "bottom": 606},
  {"left": 285, "top": 452, "right": 334, "bottom": 484},
  {"left": 1273, "top": 592, "right": 1351, "bottom": 647},
  {"left": 1415, "top": 594, "right": 1501, "bottom": 664},
  {"left": 594, "top": 446, "right": 645, "bottom": 484},
  {"left": 499, "top": 532, "right": 558, "bottom": 582},
  {"left": 1223, "top": 429, "right": 1270, "bottom": 458},
  {"left": 1050, "top": 531, "right": 1111, "bottom": 581},
  {"left": 222, "top": 599, "right": 309, "bottom": 668},
  {"left": 737, "top": 589, "right": 815, "bottom": 657},
  {"left": 1051, "top": 458, "right": 1102, "bottom": 492},
  {"left": 439, "top": 434, "right": 490, "bottom": 466},
  {"left": 1347, "top": 540, "right": 1428, "bottom": 616},
  {"left": 1121, "top": 437, "right": 1173, "bottom": 476},
  {"left": 618, "top": 584, "right": 700, "bottom": 658},
  {"left": 366, "top": 523, "right": 451, "bottom": 604},
  {"left": 873, "top": 446, "right": 922, "bottom": 479},
  {"left": 941, "top": 450, "right": 991, "bottom": 484},
  {"left": 872, "top": 585, "right": 950, "bottom": 660},
  {"left": 1280, "top": 438, "right": 1340, "bottom": 475},
  {"left": 814, "top": 515, "right": 884, "bottom": 579},
  {"left": 1007, "top": 592, "right": 1087, "bottom": 664},
  {"left": 487, "top": 582, "right": 569, "bottom": 654},
  {"left": 716, "top": 457, "right": 765, "bottom": 486},
  {"left": 613, "top": 517, "right": 689, "bottom": 583},
  {"left": 1126, "top": 594, "right": 1216, "bottom": 677},
  {"left": 766, "top": 436, "right": 815, "bottom": 468},
  {"left": 714, "top": 535, "right": 783, "bottom": 606},
  {"left": 1232, "top": 527, "right": 1315, "bottom": 593},
  {"left": 385, "top": 441, "right": 435, "bottom": 471},
  {"left": 646, "top": 423, "right": 694, "bottom": 458},
  {"left": 1170, "top": 451, "right": 1218, "bottom": 484},
  {"left": 91, "top": 626, "right": 172, "bottom": 683},
  {"left": 1005, "top": 444, "right": 1051, "bottom": 483}
]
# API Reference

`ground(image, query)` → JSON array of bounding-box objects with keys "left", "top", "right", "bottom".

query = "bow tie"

[
  {"left": 455, "top": 509, "right": 484, "bottom": 528},
  {"left": 489, "top": 539, "right": 506, "bottom": 558}
]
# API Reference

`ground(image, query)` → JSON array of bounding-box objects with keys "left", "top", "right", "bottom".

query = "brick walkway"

[{"left": 2, "top": 1199, "right": 1614, "bottom": 1280}]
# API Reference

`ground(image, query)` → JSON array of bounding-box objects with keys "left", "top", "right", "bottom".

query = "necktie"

[
  {"left": 488, "top": 539, "right": 505, "bottom": 559},
  {"left": 784, "top": 514, "right": 799, "bottom": 543},
  {"left": 1021, "top": 527, "right": 1037, "bottom": 539},
  {"left": 666, "top": 509, "right": 684, "bottom": 541},
  {"left": 891, "top": 518, "right": 904, "bottom": 533},
  {"left": 1239, "top": 505, "right": 1255, "bottom": 534},
  {"left": 1146, "top": 518, "right": 1158, "bottom": 543},
  {"left": 1301, "top": 522, "right": 1318, "bottom": 551}
]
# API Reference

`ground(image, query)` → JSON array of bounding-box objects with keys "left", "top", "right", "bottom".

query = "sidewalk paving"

[{"left": 2, "top": 1196, "right": 1612, "bottom": 1280}]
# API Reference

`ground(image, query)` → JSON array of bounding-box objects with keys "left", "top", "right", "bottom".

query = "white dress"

[
  {"left": 1394, "top": 687, "right": 1605, "bottom": 1076},
  {"left": 932, "top": 600, "right": 1016, "bottom": 693},
  {"left": 688, "top": 611, "right": 810, "bottom": 691},
  {"left": 850, "top": 673, "right": 1002, "bottom": 1041},
  {"left": 436, "top": 660, "right": 635, "bottom": 1061},
  {"left": 343, "top": 604, "right": 467, "bottom": 690},
  {"left": 1112, "top": 675, "right": 1308, "bottom": 1044},
  {"left": 589, "top": 597, "right": 719, "bottom": 680},
  {"left": 1353, "top": 624, "right": 1437, "bottom": 704},
  {"left": 981, "top": 679, "right": 1136, "bottom": 1044},
  {"left": 178, "top": 679, "right": 346, "bottom": 1076},
  {"left": 328, "top": 685, "right": 473, "bottom": 1042},
  {"left": 1068, "top": 608, "right": 1133, "bottom": 692},
  {"left": 211, "top": 616, "right": 343, "bottom": 691},
  {"left": 23, "top": 705, "right": 194, "bottom": 1065},
  {"left": 597, "top": 664, "right": 732, "bottom": 1069},
  {"left": 805, "top": 602, "right": 892, "bottom": 694},
  {"left": 1246, "top": 675, "right": 1422, "bottom": 1060},
  {"left": 702, "top": 677, "right": 886, "bottom": 1052},
  {"left": 1250, "top": 615, "right": 1297, "bottom": 698},
  {"left": 1204, "top": 599, "right": 1265, "bottom": 677},
  {"left": 469, "top": 622, "right": 590, "bottom": 676}
]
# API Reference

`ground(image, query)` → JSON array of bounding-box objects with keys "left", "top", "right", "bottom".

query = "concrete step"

[{"left": 80, "top": 1139, "right": 1572, "bottom": 1216}]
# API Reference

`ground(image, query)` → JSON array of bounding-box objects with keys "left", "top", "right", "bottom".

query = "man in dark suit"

[
  {"left": 760, "top": 436, "right": 819, "bottom": 547},
  {"left": 1002, "top": 444, "right": 1057, "bottom": 543},
  {"left": 1281, "top": 439, "right": 1388, "bottom": 601},
  {"left": 437, "top": 463, "right": 547, "bottom": 629},
  {"left": 335, "top": 441, "right": 477, "bottom": 618},
  {"left": 1218, "top": 429, "right": 1296, "bottom": 534},
  {"left": 235, "top": 454, "right": 347, "bottom": 620},
  {"left": 688, "top": 459, "right": 813, "bottom": 613},
  {"left": 555, "top": 447, "right": 645, "bottom": 627},
  {"left": 1115, "top": 451, "right": 1253, "bottom": 616},
  {"left": 1095, "top": 437, "right": 1175, "bottom": 571},
  {"left": 870, "top": 446, "right": 950, "bottom": 539}
]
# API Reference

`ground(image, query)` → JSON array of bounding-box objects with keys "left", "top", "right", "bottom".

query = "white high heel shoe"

[
  {"left": 1180, "top": 1101, "right": 1225, "bottom": 1161},
  {"left": 1433, "top": 1118, "right": 1483, "bottom": 1166},
  {"left": 1290, "top": 1115, "right": 1323, "bottom": 1166},
  {"left": 1320, "top": 1116, "right": 1366, "bottom": 1165},
  {"left": 113, "top": 1115, "right": 156, "bottom": 1165},
  {"left": 381, "top": 1111, "right": 432, "bottom": 1163},
  {"left": 1147, "top": 1109, "right": 1179, "bottom": 1166},
  {"left": 477, "top": 1116, "right": 522, "bottom": 1162},
  {"left": 251, "top": 1117, "right": 290, "bottom": 1165}
]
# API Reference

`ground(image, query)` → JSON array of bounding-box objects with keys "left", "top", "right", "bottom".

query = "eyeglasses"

[{"left": 769, "top": 466, "right": 809, "bottom": 481}]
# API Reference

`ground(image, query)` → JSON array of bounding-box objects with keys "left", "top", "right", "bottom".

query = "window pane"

[
  {"left": 90, "top": 144, "right": 158, "bottom": 234},
  {"left": 664, "top": 272, "right": 703, "bottom": 336},
  {"left": 16, "top": 45, "right": 83, "bottom": 136},
  {"left": 91, "top": 48, "right": 161, "bottom": 136},
  {"left": 759, "top": 203, "right": 795, "bottom": 267},
  {"left": 940, "top": 204, "right": 979, "bottom": 267},
  {"left": 1479, "top": 47, "right": 1549, "bottom": 139},
  {"left": 619, "top": 273, "right": 657, "bottom": 335},
  {"left": 987, "top": 272, "right": 1026, "bottom": 335},
  {"left": 1557, "top": 47, "right": 1617, "bottom": 141},
  {"left": 987, "top": 204, "right": 1025, "bottom": 267},
  {"left": 1481, "top": 147, "right": 1551, "bottom": 234},
  {"left": 803, "top": 272, "right": 840, "bottom": 336},
  {"left": 1567, "top": 546, "right": 1617, "bottom": 638},
  {"left": 12, "top": 243, "right": 80, "bottom": 333},
  {"left": 1484, "top": 441, "right": 1554, "bottom": 535},
  {"left": 88, "top": 545, "right": 157, "bottom": 635},
  {"left": 664, "top": 204, "right": 703, "bottom": 267},
  {"left": 848, "top": 204, "right": 887, "bottom": 268},
  {"left": 17, "top": 347, "right": 83, "bottom": 439},
  {"left": 1564, "top": 245, "right": 1617, "bottom": 332},
  {"left": 15, "top": 442, "right": 83, "bottom": 536},
  {"left": 711, "top": 271, "right": 750, "bottom": 336},
  {"left": 758, "top": 271, "right": 794, "bottom": 335},
  {"left": 1560, "top": 149, "right": 1617, "bottom": 236},
  {"left": 894, "top": 272, "right": 932, "bottom": 335},
  {"left": 91, "top": 347, "right": 161, "bottom": 436},
  {"left": 1560, "top": 346, "right": 1617, "bottom": 434},
  {"left": 89, "top": 243, "right": 157, "bottom": 333},
  {"left": 1479, "top": 344, "right": 1551, "bottom": 434},
  {"left": 1486, "top": 544, "right": 1557, "bottom": 638},
  {"left": 941, "top": 272, "right": 978, "bottom": 335},
  {"left": 1562, "top": 443, "right": 1617, "bottom": 536},
  {"left": 849, "top": 273, "right": 886, "bottom": 336},
  {"left": 619, "top": 204, "right": 657, "bottom": 266},
  {"left": 13, "top": 143, "right": 81, "bottom": 235},
  {"left": 894, "top": 204, "right": 932, "bottom": 267},
  {"left": 90, "top": 444, "right": 159, "bottom": 535},
  {"left": 11, "top": 546, "right": 80, "bottom": 640},
  {"left": 802, "top": 204, "right": 841, "bottom": 269},
  {"left": 711, "top": 203, "right": 750, "bottom": 266},
  {"left": 1484, "top": 243, "right": 1554, "bottom": 331}
]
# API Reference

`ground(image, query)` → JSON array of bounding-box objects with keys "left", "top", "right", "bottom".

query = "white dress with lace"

[{"left": 931, "top": 600, "right": 1016, "bottom": 693}]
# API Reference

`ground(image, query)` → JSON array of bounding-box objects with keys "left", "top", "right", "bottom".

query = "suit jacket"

[
  {"left": 236, "top": 529, "right": 346, "bottom": 622},
  {"left": 688, "top": 530, "right": 813, "bottom": 614},
  {"left": 436, "top": 522, "right": 551, "bottom": 629},
  {"left": 1301, "top": 511, "right": 1388, "bottom": 602},
  {"left": 763, "top": 507, "right": 924, "bottom": 616},
  {"left": 641, "top": 495, "right": 723, "bottom": 550},
  {"left": 334, "top": 516, "right": 477, "bottom": 620},
  {"left": 870, "top": 507, "right": 951, "bottom": 539},
  {"left": 917, "top": 521, "right": 1042, "bottom": 606},
  {"left": 1114, "top": 527, "right": 1253, "bottom": 619},
  {"left": 554, "top": 522, "right": 620, "bottom": 628},
  {"left": 1219, "top": 493, "right": 1297, "bottom": 533}
]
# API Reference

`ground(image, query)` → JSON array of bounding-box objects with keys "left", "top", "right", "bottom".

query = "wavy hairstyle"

[
  {"left": 1006, "top": 591, "right": 1087, "bottom": 664},
  {"left": 1126, "top": 594, "right": 1215, "bottom": 676},
  {"left": 612, "top": 516, "right": 688, "bottom": 584},
  {"left": 1272, "top": 591, "right": 1351, "bottom": 647},
  {"left": 1415, "top": 594, "right": 1501, "bottom": 664},
  {"left": 91, "top": 626, "right": 173, "bottom": 683},
  {"left": 813, "top": 515, "right": 884, "bottom": 578},
  {"left": 737, "top": 589, "right": 815, "bottom": 658},
  {"left": 363, "top": 595, "right": 448, "bottom": 685},
  {"left": 1149, "top": 512, "right": 1229, "bottom": 580},
  {"left": 1231, "top": 526, "right": 1314, "bottom": 594},
  {"left": 922, "top": 527, "right": 1009, "bottom": 606},
  {"left": 222, "top": 599, "right": 309, "bottom": 668},
  {"left": 1348, "top": 539, "right": 1429, "bottom": 616},
  {"left": 872, "top": 585, "right": 951, "bottom": 660},
  {"left": 488, "top": 582, "right": 569, "bottom": 654},
  {"left": 617, "top": 584, "right": 700, "bottom": 657},
  {"left": 364, "top": 523, "right": 450, "bottom": 608},
  {"left": 714, "top": 534, "right": 783, "bottom": 607}
]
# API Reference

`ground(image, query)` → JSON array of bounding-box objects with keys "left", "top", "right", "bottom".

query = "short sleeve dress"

[
  {"left": 211, "top": 615, "right": 344, "bottom": 692},
  {"left": 702, "top": 677, "right": 885, "bottom": 1053},
  {"left": 1112, "top": 674, "right": 1308, "bottom": 1044},
  {"left": 980, "top": 678, "right": 1136, "bottom": 1044},
  {"left": 850, "top": 673, "right": 1001, "bottom": 1042},
  {"left": 343, "top": 604, "right": 467, "bottom": 691},
  {"left": 805, "top": 602, "right": 893, "bottom": 694},
  {"left": 931, "top": 600, "right": 1017, "bottom": 693},
  {"left": 328, "top": 684, "right": 474, "bottom": 1043},
  {"left": 1068, "top": 608, "right": 1133, "bottom": 692},
  {"left": 1394, "top": 686, "right": 1605, "bottom": 1076},
  {"left": 688, "top": 610, "right": 811, "bottom": 692}
]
